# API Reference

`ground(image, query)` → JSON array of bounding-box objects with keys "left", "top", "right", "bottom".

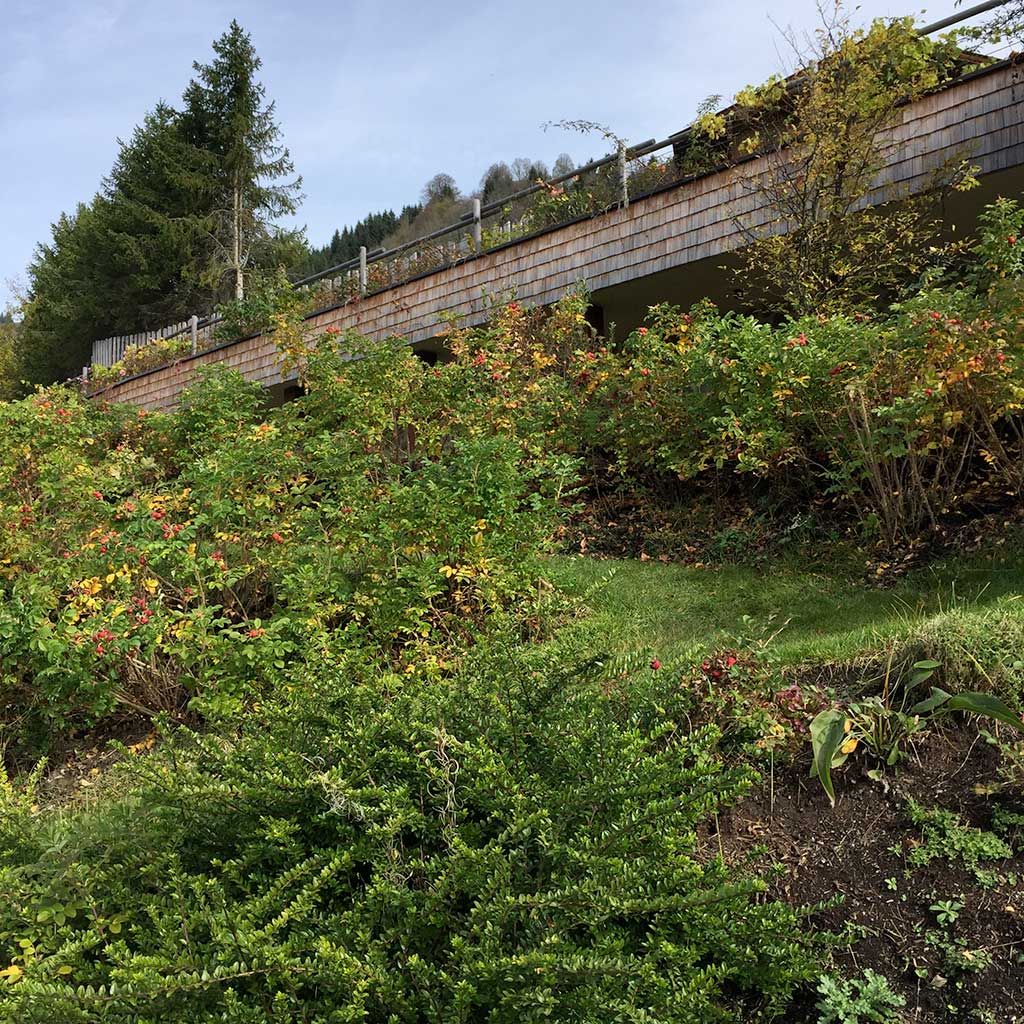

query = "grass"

[{"left": 548, "top": 542, "right": 1024, "bottom": 671}]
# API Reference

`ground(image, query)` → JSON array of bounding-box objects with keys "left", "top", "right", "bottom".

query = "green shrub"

[
  {"left": 0, "top": 638, "right": 825, "bottom": 1022},
  {"left": 212, "top": 267, "right": 305, "bottom": 343},
  {"left": 570, "top": 206, "right": 1024, "bottom": 547},
  {"left": 0, "top": 325, "right": 576, "bottom": 737},
  {"left": 88, "top": 336, "right": 192, "bottom": 389}
]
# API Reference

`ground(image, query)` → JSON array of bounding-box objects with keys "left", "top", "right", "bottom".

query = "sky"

[{"left": 0, "top": 0, "right": 1006, "bottom": 308}]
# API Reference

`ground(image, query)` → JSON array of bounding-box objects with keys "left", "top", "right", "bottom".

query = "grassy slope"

[{"left": 549, "top": 543, "right": 1024, "bottom": 669}]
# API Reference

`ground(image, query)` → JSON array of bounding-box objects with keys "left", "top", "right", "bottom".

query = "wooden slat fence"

[{"left": 90, "top": 318, "right": 220, "bottom": 369}]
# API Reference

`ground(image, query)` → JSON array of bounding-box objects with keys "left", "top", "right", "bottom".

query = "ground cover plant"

[{"left": 0, "top": 636, "right": 830, "bottom": 1023}]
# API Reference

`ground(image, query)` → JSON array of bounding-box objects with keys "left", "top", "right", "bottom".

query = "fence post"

[
  {"left": 472, "top": 198, "right": 482, "bottom": 250},
  {"left": 617, "top": 140, "right": 629, "bottom": 210},
  {"left": 359, "top": 246, "right": 368, "bottom": 296},
  {"left": 190, "top": 314, "right": 199, "bottom": 355}
]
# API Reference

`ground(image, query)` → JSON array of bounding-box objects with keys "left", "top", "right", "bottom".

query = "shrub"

[
  {"left": 212, "top": 267, "right": 305, "bottom": 343},
  {"left": 88, "top": 336, "right": 192, "bottom": 389},
  {"left": 728, "top": 16, "right": 971, "bottom": 317},
  {"left": 571, "top": 208, "right": 1024, "bottom": 547},
  {"left": 0, "top": 637, "right": 826, "bottom": 1022},
  {"left": 0, "top": 325, "right": 576, "bottom": 737}
]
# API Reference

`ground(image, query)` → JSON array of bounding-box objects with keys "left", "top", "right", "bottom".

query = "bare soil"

[{"left": 715, "top": 728, "right": 1024, "bottom": 1022}]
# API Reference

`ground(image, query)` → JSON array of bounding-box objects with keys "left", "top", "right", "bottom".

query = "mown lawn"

[{"left": 548, "top": 543, "right": 1024, "bottom": 668}]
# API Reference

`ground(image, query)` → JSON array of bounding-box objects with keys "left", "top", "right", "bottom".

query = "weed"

[
  {"left": 904, "top": 800, "right": 1013, "bottom": 887},
  {"left": 929, "top": 898, "right": 964, "bottom": 926},
  {"left": 815, "top": 968, "right": 905, "bottom": 1023}
]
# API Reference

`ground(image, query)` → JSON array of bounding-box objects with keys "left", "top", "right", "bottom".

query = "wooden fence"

[{"left": 90, "top": 317, "right": 219, "bottom": 370}]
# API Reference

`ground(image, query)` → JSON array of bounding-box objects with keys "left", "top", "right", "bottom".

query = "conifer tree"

[{"left": 180, "top": 21, "right": 302, "bottom": 300}]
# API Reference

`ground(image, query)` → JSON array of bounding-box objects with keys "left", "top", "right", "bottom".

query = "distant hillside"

[{"left": 301, "top": 154, "right": 575, "bottom": 278}]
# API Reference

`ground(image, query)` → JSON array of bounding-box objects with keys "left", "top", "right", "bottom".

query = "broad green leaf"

[
  {"left": 944, "top": 691, "right": 1024, "bottom": 732},
  {"left": 809, "top": 709, "right": 849, "bottom": 806},
  {"left": 910, "top": 687, "right": 951, "bottom": 715},
  {"left": 908, "top": 659, "right": 941, "bottom": 690}
]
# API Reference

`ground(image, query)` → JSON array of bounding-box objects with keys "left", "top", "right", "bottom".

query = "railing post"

[
  {"left": 359, "top": 246, "right": 368, "bottom": 296},
  {"left": 617, "top": 140, "right": 629, "bottom": 210},
  {"left": 190, "top": 314, "right": 199, "bottom": 355},
  {"left": 472, "top": 198, "right": 482, "bottom": 250}
]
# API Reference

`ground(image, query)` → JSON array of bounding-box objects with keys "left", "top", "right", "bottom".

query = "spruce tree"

[{"left": 180, "top": 21, "right": 302, "bottom": 300}]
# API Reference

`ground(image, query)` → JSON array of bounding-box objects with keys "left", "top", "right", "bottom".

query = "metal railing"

[{"left": 86, "top": 0, "right": 1012, "bottom": 377}]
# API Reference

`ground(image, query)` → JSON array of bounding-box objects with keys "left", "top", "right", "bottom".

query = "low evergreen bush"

[{"left": 0, "top": 637, "right": 825, "bottom": 1022}]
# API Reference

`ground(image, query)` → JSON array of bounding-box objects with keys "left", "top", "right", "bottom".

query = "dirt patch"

[
  {"left": 33, "top": 716, "right": 159, "bottom": 807},
  {"left": 715, "top": 728, "right": 1024, "bottom": 1022}
]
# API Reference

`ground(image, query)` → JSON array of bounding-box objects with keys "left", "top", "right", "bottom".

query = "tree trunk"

[{"left": 233, "top": 175, "right": 244, "bottom": 300}]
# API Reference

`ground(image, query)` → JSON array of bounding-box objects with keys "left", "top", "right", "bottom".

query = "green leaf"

[
  {"left": 809, "top": 709, "right": 849, "bottom": 806},
  {"left": 908, "top": 659, "right": 941, "bottom": 689},
  {"left": 944, "top": 691, "right": 1024, "bottom": 731},
  {"left": 910, "top": 687, "right": 951, "bottom": 715}
]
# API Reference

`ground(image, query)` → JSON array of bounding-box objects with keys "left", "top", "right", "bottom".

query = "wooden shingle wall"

[{"left": 93, "top": 62, "right": 1023, "bottom": 412}]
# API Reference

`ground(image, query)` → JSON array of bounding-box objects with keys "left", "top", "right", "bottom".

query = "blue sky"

[{"left": 0, "top": 0, "right": 1002, "bottom": 307}]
